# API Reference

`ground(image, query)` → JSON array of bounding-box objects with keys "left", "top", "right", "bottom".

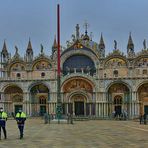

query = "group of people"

[
  {"left": 139, "top": 113, "right": 147, "bottom": 125},
  {"left": 112, "top": 110, "right": 128, "bottom": 120},
  {"left": 0, "top": 107, "right": 26, "bottom": 140}
]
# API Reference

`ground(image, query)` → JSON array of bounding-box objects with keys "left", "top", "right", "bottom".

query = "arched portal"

[
  {"left": 62, "top": 77, "right": 95, "bottom": 116},
  {"left": 71, "top": 94, "right": 87, "bottom": 116},
  {"left": 3, "top": 85, "right": 23, "bottom": 114},
  {"left": 30, "top": 83, "right": 49, "bottom": 116},
  {"left": 137, "top": 83, "right": 148, "bottom": 115},
  {"left": 107, "top": 83, "right": 130, "bottom": 117}
]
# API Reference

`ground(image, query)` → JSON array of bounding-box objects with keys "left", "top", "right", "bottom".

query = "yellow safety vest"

[
  {"left": 16, "top": 112, "right": 26, "bottom": 118},
  {"left": 0, "top": 112, "right": 7, "bottom": 120}
]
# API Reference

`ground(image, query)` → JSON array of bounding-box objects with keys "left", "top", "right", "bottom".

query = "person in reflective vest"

[
  {"left": 15, "top": 109, "right": 26, "bottom": 139},
  {"left": 0, "top": 107, "right": 7, "bottom": 140}
]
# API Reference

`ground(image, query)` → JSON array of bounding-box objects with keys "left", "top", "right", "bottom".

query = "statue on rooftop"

[
  {"left": 114, "top": 40, "right": 117, "bottom": 50},
  {"left": 143, "top": 39, "right": 146, "bottom": 49},
  {"left": 40, "top": 44, "right": 44, "bottom": 54},
  {"left": 15, "top": 45, "right": 19, "bottom": 54}
]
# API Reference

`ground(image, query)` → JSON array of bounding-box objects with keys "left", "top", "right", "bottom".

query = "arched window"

[
  {"left": 39, "top": 97, "right": 46, "bottom": 104},
  {"left": 114, "top": 96, "right": 122, "bottom": 105}
]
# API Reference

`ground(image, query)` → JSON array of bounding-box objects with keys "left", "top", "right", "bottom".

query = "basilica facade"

[{"left": 0, "top": 24, "right": 148, "bottom": 119}]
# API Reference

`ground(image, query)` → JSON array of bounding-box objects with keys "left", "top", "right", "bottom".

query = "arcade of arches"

[
  {"left": 1, "top": 82, "right": 148, "bottom": 117},
  {"left": 0, "top": 83, "right": 52, "bottom": 116}
]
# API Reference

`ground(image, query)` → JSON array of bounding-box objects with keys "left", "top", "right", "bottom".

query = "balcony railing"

[{"left": 62, "top": 68, "right": 96, "bottom": 77}]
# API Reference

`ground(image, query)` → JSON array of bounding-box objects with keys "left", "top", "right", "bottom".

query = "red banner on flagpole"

[{"left": 57, "top": 4, "right": 60, "bottom": 76}]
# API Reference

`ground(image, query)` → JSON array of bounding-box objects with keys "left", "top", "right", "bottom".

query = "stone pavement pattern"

[{"left": 0, "top": 118, "right": 148, "bottom": 148}]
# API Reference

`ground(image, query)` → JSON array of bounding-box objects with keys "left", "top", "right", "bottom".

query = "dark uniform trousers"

[
  {"left": 0, "top": 126, "right": 6, "bottom": 139},
  {"left": 0, "top": 121, "right": 7, "bottom": 139},
  {"left": 18, "top": 125, "right": 24, "bottom": 137}
]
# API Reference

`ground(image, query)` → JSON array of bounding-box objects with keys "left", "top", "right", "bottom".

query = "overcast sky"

[{"left": 0, "top": 0, "right": 148, "bottom": 56}]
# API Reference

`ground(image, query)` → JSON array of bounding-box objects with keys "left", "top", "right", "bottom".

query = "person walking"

[
  {"left": 139, "top": 113, "right": 143, "bottom": 124},
  {"left": 67, "top": 113, "right": 70, "bottom": 124},
  {"left": 15, "top": 109, "right": 26, "bottom": 139},
  {"left": 0, "top": 107, "right": 7, "bottom": 140},
  {"left": 143, "top": 113, "right": 147, "bottom": 125}
]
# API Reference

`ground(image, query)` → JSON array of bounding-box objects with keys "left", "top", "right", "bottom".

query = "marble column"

[
  {"left": 96, "top": 103, "right": 98, "bottom": 117},
  {"left": 89, "top": 104, "right": 92, "bottom": 116}
]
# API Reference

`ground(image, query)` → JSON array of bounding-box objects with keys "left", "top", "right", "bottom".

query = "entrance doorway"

[
  {"left": 40, "top": 106, "right": 46, "bottom": 116},
  {"left": 75, "top": 101, "right": 84, "bottom": 115},
  {"left": 144, "top": 105, "right": 148, "bottom": 114},
  {"left": 114, "top": 95, "right": 122, "bottom": 116},
  {"left": 15, "top": 105, "right": 22, "bottom": 115},
  {"left": 115, "top": 106, "right": 121, "bottom": 116}
]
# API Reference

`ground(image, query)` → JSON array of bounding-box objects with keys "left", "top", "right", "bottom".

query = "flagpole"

[{"left": 56, "top": 4, "right": 62, "bottom": 122}]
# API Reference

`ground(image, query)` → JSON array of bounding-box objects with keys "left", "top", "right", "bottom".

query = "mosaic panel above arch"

[
  {"left": 108, "top": 83, "right": 129, "bottom": 93},
  {"left": 3, "top": 85, "right": 23, "bottom": 102},
  {"left": 33, "top": 61, "right": 52, "bottom": 70},
  {"left": 135, "top": 57, "right": 148, "bottom": 68},
  {"left": 4, "top": 85, "right": 23, "bottom": 94},
  {"left": 63, "top": 78, "right": 93, "bottom": 93},
  {"left": 30, "top": 83, "right": 49, "bottom": 93},
  {"left": 105, "top": 58, "right": 127, "bottom": 68},
  {"left": 10, "top": 63, "right": 25, "bottom": 71}
]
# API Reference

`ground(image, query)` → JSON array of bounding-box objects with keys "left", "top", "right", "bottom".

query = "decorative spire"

[
  {"left": 1, "top": 40, "right": 9, "bottom": 63},
  {"left": 27, "top": 38, "right": 33, "bottom": 52},
  {"left": 76, "top": 24, "right": 80, "bottom": 39},
  {"left": 52, "top": 35, "right": 58, "bottom": 49},
  {"left": 98, "top": 33, "right": 105, "bottom": 49},
  {"left": 84, "top": 21, "right": 89, "bottom": 35},
  {"left": 127, "top": 32, "right": 134, "bottom": 51},
  {"left": 26, "top": 38, "right": 33, "bottom": 62},
  {"left": 2, "top": 40, "right": 8, "bottom": 54},
  {"left": 83, "top": 21, "right": 90, "bottom": 40}
]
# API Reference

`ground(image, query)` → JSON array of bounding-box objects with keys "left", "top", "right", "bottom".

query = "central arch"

[{"left": 62, "top": 77, "right": 95, "bottom": 116}]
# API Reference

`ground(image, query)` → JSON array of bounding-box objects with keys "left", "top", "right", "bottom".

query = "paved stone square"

[{"left": 0, "top": 118, "right": 148, "bottom": 148}]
